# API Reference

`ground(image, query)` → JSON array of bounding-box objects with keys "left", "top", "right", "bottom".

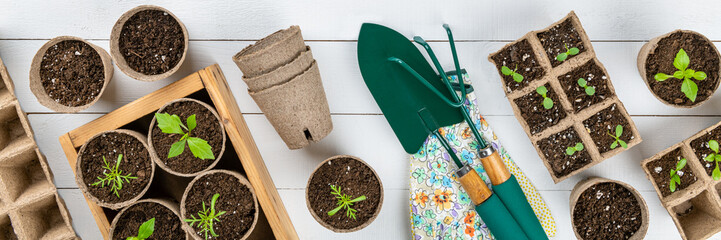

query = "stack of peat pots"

[{"left": 233, "top": 26, "right": 333, "bottom": 149}]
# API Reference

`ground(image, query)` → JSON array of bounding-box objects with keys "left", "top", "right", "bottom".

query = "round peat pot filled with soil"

[
  {"left": 570, "top": 177, "right": 649, "bottom": 240},
  {"left": 181, "top": 170, "right": 258, "bottom": 240},
  {"left": 110, "top": 5, "right": 188, "bottom": 81},
  {"left": 110, "top": 199, "right": 188, "bottom": 240},
  {"left": 76, "top": 129, "right": 156, "bottom": 209},
  {"left": 29, "top": 36, "right": 113, "bottom": 113},
  {"left": 148, "top": 98, "right": 225, "bottom": 177},
  {"left": 638, "top": 30, "right": 721, "bottom": 107},
  {"left": 306, "top": 155, "right": 383, "bottom": 232}
]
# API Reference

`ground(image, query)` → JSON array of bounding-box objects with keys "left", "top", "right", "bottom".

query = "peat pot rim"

[
  {"left": 29, "top": 36, "right": 113, "bottom": 113},
  {"left": 148, "top": 98, "right": 226, "bottom": 177},
  {"left": 75, "top": 129, "right": 157, "bottom": 210},
  {"left": 110, "top": 5, "right": 189, "bottom": 82},
  {"left": 232, "top": 25, "right": 305, "bottom": 78},
  {"left": 109, "top": 198, "right": 189, "bottom": 240},
  {"left": 305, "top": 155, "right": 384, "bottom": 233}
]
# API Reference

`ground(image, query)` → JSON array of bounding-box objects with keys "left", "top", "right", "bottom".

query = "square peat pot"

[
  {"left": 641, "top": 144, "right": 708, "bottom": 204},
  {"left": 666, "top": 189, "right": 721, "bottom": 240},
  {"left": 59, "top": 65, "right": 298, "bottom": 240}
]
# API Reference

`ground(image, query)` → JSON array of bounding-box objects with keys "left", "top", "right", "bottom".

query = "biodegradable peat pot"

[
  {"left": 233, "top": 25, "right": 306, "bottom": 78},
  {"left": 570, "top": 177, "right": 649, "bottom": 240},
  {"left": 306, "top": 155, "right": 383, "bottom": 232},
  {"left": 148, "top": 98, "right": 225, "bottom": 177},
  {"left": 243, "top": 46, "right": 314, "bottom": 92},
  {"left": 110, "top": 199, "right": 189, "bottom": 240},
  {"left": 76, "top": 129, "right": 156, "bottom": 209},
  {"left": 249, "top": 61, "right": 332, "bottom": 149},
  {"left": 181, "top": 170, "right": 258, "bottom": 240},
  {"left": 29, "top": 36, "right": 113, "bottom": 113},
  {"left": 637, "top": 30, "right": 721, "bottom": 108},
  {"left": 110, "top": 5, "right": 188, "bottom": 82}
]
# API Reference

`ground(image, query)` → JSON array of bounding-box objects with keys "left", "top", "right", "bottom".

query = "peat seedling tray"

[{"left": 59, "top": 65, "right": 298, "bottom": 240}]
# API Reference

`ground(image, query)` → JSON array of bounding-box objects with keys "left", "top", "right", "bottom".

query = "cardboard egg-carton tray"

[
  {"left": 488, "top": 11, "right": 642, "bottom": 183},
  {"left": 0, "top": 56, "right": 77, "bottom": 239}
]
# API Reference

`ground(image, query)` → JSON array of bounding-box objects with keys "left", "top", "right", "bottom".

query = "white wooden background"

[{"left": 3, "top": 0, "right": 721, "bottom": 239}]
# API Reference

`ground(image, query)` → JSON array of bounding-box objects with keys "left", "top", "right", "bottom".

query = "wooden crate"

[{"left": 59, "top": 64, "right": 298, "bottom": 240}]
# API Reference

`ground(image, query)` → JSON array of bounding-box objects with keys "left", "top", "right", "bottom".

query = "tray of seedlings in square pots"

[
  {"left": 59, "top": 65, "right": 298, "bottom": 239},
  {"left": 641, "top": 120, "right": 721, "bottom": 240},
  {"left": 488, "top": 11, "right": 642, "bottom": 183}
]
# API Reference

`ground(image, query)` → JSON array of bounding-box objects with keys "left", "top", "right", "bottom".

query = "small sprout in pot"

[
  {"left": 536, "top": 86, "right": 554, "bottom": 109},
  {"left": 565, "top": 142, "right": 584, "bottom": 156},
  {"left": 555, "top": 43, "right": 580, "bottom": 62},
  {"left": 607, "top": 125, "right": 628, "bottom": 149},
  {"left": 328, "top": 185, "right": 366, "bottom": 220},
  {"left": 704, "top": 140, "right": 721, "bottom": 180},
  {"left": 654, "top": 48, "right": 707, "bottom": 102},
  {"left": 92, "top": 154, "right": 137, "bottom": 198},
  {"left": 126, "top": 218, "right": 155, "bottom": 240},
  {"left": 577, "top": 78, "right": 595, "bottom": 96},
  {"left": 669, "top": 158, "right": 687, "bottom": 193},
  {"left": 501, "top": 65, "right": 524, "bottom": 83},
  {"left": 184, "top": 193, "right": 226, "bottom": 240},
  {"left": 155, "top": 113, "right": 214, "bottom": 160}
]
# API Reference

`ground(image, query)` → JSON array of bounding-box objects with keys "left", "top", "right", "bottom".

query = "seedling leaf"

[
  {"left": 714, "top": 166, "right": 721, "bottom": 181},
  {"left": 556, "top": 53, "right": 568, "bottom": 61},
  {"left": 168, "top": 139, "right": 186, "bottom": 158},
  {"left": 577, "top": 78, "right": 587, "bottom": 87},
  {"left": 187, "top": 114, "right": 197, "bottom": 132},
  {"left": 536, "top": 86, "right": 547, "bottom": 95},
  {"left": 184, "top": 193, "right": 225, "bottom": 240},
  {"left": 585, "top": 86, "right": 595, "bottom": 96},
  {"left": 694, "top": 71, "right": 707, "bottom": 80},
  {"left": 187, "top": 137, "right": 215, "bottom": 160},
  {"left": 655, "top": 73, "right": 670, "bottom": 81},
  {"left": 674, "top": 49, "right": 689, "bottom": 71},
  {"left": 155, "top": 113, "right": 184, "bottom": 134},
  {"left": 568, "top": 47, "right": 580, "bottom": 55},
  {"left": 92, "top": 154, "right": 137, "bottom": 198},
  {"left": 501, "top": 66, "right": 513, "bottom": 75},
  {"left": 512, "top": 73, "right": 524, "bottom": 82},
  {"left": 710, "top": 140, "right": 719, "bottom": 153},
  {"left": 615, "top": 125, "right": 623, "bottom": 137},
  {"left": 566, "top": 147, "right": 575, "bottom": 156},
  {"left": 575, "top": 142, "right": 584, "bottom": 151},
  {"left": 156, "top": 112, "right": 214, "bottom": 160},
  {"left": 328, "top": 185, "right": 366, "bottom": 220},
  {"left": 542, "top": 97, "right": 553, "bottom": 109}
]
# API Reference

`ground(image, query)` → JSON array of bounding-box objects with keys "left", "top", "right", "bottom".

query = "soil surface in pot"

[
  {"left": 537, "top": 18, "right": 587, "bottom": 67},
  {"left": 582, "top": 103, "right": 634, "bottom": 155},
  {"left": 513, "top": 83, "right": 567, "bottom": 135},
  {"left": 689, "top": 126, "right": 721, "bottom": 176},
  {"left": 645, "top": 31, "right": 720, "bottom": 106},
  {"left": 646, "top": 147, "right": 698, "bottom": 197},
  {"left": 185, "top": 172, "right": 256, "bottom": 239},
  {"left": 573, "top": 182, "right": 643, "bottom": 239},
  {"left": 113, "top": 201, "right": 185, "bottom": 240},
  {"left": 490, "top": 39, "right": 546, "bottom": 93},
  {"left": 40, "top": 40, "right": 104, "bottom": 107},
  {"left": 119, "top": 10, "right": 185, "bottom": 75},
  {"left": 79, "top": 132, "right": 152, "bottom": 203},
  {"left": 536, "top": 127, "right": 592, "bottom": 178},
  {"left": 151, "top": 101, "right": 223, "bottom": 174},
  {"left": 308, "top": 157, "right": 382, "bottom": 230},
  {"left": 558, "top": 60, "right": 614, "bottom": 113}
]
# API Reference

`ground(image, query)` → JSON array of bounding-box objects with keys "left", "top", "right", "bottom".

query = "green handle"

[
  {"left": 475, "top": 194, "right": 529, "bottom": 240},
  {"left": 493, "top": 176, "right": 549, "bottom": 240}
]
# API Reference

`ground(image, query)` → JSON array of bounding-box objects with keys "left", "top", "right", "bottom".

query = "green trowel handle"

[
  {"left": 494, "top": 175, "right": 549, "bottom": 240},
  {"left": 475, "top": 194, "right": 529, "bottom": 240}
]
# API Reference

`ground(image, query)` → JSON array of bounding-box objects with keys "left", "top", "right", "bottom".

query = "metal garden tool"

[{"left": 357, "top": 23, "right": 528, "bottom": 240}]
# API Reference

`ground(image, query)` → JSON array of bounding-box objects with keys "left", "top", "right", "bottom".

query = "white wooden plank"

[{"left": 57, "top": 189, "right": 103, "bottom": 240}]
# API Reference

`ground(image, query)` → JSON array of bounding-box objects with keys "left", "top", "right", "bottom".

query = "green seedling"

[
  {"left": 654, "top": 48, "right": 707, "bottom": 102},
  {"left": 155, "top": 113, "right": 214, "bottom": 160},
  {"left": 126, "top": 218, "right": 155, "bottom": 240},
  {"left": 536, "top": 86, "right": 554, "bottom": 109},
  {"left": 556, "top": 44, "right": 580, "bottom": 62},
  {"left": 565, "top": 142, "right": 584, "bottom": 156},
  {"left": 92, "top": 154, "right": 137, "bottom": 198},
  {"left": 184, "top": 193, "right": 226, "bottom": 240},
  {"left": 501, "top": 65, "right": 524, "bottom": 83},
  {"left": 328, "top": 185, "right": 366, "bottom": 220},
  {"left": 607, "top": 125, "right": 628, "bottom": 149},
  {"left": 577, "top": 78, "right": 595, "bottom": 96},
  {"left": 704, "top": 140, "right": 721, "bottom": 180},
  {"left": 669, "top": 158, "right": 687, "bottom": 193}
]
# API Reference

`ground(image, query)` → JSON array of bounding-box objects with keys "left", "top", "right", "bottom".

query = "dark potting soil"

[
  {"left": 537, "top": 18, "right": 587, "bottom": 67},
  {"left": 112, "top": 201, "right": 185, "bottom": 240},
  {"left": 645, "top": 32, "right": 720, "bottom": 106},
  {"left": 557, "top": 60, "right": 614, "bottom": 113},
  {"left": 308, "top": 157, "right": 382, "bottom": 230},
  {"left": 582, "top": 103, "right": 635, "bottom": 155},
  {"left": 119, "top": 10, "right": 185, "bottom": 75},
  {"left": 490, "top": 39, "right": 546, "bottom": 93},
  {"left": 39, "top": 40, "right": 105, "bottom": 107},
  {"left": 573, "top": 182, "right": 642, "bottom": 240},
  {"left": 185, "top": 172, "right": 256, "bottom": 239},
  {"left": 0, "top": 221, "right": 17, "bottom": 240},
  {"left": 536, "top": 127, "right": 592, "bottom": 178},
  {"left": 689, "top": 126, "right": 721, "bottom": 176},
  {"left": 79, "top": 132, "right": 152, "bottom": 203},
  {"left": 513, "top": 83, "right": 567, "bottom": 135},
  {"left": 151, "top": 101, "right": 223, "bottom": 174},
  {"left": 646, "top": 148, "right": 698, "bottom": 197}
]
